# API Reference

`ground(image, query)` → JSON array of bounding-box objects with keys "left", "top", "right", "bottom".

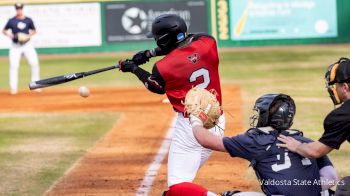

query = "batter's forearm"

[{"left": 133, "top": 67, "right": 165, "bottom": 94}]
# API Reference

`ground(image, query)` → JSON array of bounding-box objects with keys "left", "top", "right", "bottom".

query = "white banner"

[{"left": 0, "top": 3, "right": 101, "bottom": 49}]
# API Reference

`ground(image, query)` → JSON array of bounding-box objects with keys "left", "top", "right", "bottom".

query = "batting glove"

[
  {"left": 132, "top": 50, "right": 151, "bottom": 65},
  {"left": 119, "top": 60, "right": 138, "bottom": 73}
]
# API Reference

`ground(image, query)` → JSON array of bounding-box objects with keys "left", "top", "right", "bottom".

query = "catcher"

[
  {"left": 176, "top": 90, "right": 338, "bottom": 196},
  {"left": 2, "top": 3, "right": 40, "bottom": 94}
]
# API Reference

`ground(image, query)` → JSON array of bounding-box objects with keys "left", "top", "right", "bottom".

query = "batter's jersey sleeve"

[{"left": 133, "top": 65, "right": 165, "bottom": 94}]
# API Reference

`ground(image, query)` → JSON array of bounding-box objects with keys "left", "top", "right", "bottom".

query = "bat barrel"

[{"left": 28, "top": 64, "right": 119, "bottom": 90}]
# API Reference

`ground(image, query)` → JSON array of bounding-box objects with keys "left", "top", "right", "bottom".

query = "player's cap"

[{"left": 15, "top": 3, "right": 24, "bottom": 9}]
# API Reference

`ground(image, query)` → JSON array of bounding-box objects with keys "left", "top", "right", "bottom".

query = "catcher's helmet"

[
  {"left": 325, "top": 57, "right": 350, "bottom": 105},
  {"left": 250, "top": 93, "right": 295, "bottom": 131},
  {"left": 147, "top": 14, "right": 187, "bottom": 53}
]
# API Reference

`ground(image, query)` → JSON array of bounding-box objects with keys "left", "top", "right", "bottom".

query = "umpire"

[{"left": 278, "top": 57, "right": 350, "bottom": 194}]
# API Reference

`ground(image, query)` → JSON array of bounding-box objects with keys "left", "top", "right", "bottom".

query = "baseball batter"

[
  {"left": 119, "top": 14, "right": 225, "bottom": 192},
  {"left": 2, "top": 3, "right": 40, "bottom": 94}
]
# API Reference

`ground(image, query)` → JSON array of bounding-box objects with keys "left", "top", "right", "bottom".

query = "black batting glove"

[
  {"left": 132, "top": 50, "right": 151, "bottom": 65},
  {"left": 119, "top": 60, "right": 138, "bottom": 73}
]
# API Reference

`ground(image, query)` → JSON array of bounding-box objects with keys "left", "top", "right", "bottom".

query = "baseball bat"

[{"left": 29, "top": 64, "right": 119, "bottom": 90}]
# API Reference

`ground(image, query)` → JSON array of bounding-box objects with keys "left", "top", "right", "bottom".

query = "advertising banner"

[
  {"left": 0, "top": 3, "right": 101, "bottom": 49},
  {"left": 229, "top": 0, "right": 337, "bottom": 40},
  {"left": 104, "top": 0, "right": 208, "bottom": 43}
]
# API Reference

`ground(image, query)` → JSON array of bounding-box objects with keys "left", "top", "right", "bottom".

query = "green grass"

[
  {"left": 0, "top": 113, "right": 118, "bottom": 196},
  {"left": 0, "top": 45, "right": 350, "bottom": 192}
]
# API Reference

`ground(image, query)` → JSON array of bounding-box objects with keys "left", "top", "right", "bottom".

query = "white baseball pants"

[
  {"left": 167, "top": 112, "right": 225, "bottom": 187},
  {"left": 9, "top": 41, "right": 40, "bottom": 92}
]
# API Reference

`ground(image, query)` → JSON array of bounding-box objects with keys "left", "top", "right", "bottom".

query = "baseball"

[{"left": 79, "top": 86, "right": 90, "bottom": 98}]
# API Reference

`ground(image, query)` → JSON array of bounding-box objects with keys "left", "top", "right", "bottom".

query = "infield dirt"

[{"left": 0, "top": 85, "right": 254, "bottom": 195}]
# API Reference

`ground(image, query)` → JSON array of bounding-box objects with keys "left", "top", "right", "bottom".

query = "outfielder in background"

[
  {"left": 118, "top": 14, "right": 225, "bottom": 193},
  {"left": 2, "top": 3, "right": 40, "bottom": 95},
  {"left": 277, "top": 57, "right": 350, "bottom": 194},
  {"left": 182, "top": 92, "right": 337, "bottom": 196}
]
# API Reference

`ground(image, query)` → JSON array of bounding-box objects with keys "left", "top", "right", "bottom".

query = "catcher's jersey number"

[
  {"left": 189, "top": 68, "right": 210, "bottom": 88},
  {"left": 272, "top": 152, "right": 312, "bottom": 172}
]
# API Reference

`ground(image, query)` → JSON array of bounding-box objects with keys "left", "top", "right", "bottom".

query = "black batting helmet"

[
  {"left": 147, "top": 14, "right": 187, "bottom": 53},
  {"left": 250, "top": 93, "right": 296, "bottom": 131}
]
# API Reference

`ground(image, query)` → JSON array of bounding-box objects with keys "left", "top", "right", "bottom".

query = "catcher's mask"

[
  {"left": 146, "top": 14, "right": 187, "bottom": 54},
  {"left": 250, "top": 93, "right": 296, "bottom": 131},
  {"left": 325, "top": 57, "right": 350, "bottom": 105}
]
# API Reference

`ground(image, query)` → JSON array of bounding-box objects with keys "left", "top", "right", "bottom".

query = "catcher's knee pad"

[{"left": 164, "top": 182, "right": 208, "bottom": 196}]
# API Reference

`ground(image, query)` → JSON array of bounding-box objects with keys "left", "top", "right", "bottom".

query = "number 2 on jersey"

[{"left": 189, "top": 68, "right": 210, "bottom": 88}]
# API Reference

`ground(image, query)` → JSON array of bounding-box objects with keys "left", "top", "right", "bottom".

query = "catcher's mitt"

[
  {"left": 17, "top": 32, "right": 30, "bottom": 44},
  {"left": 184, "top": 87, "right": 221, "bottom": 129}
]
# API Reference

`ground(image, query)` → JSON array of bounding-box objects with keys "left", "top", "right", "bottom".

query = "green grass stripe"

[{"left": 0, "top": 112, "right": 119, "bottom": 196}]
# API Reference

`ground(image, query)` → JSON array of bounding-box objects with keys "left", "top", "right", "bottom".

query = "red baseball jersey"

[{"left": 156, "top": 35, "right": 222, "bottom": 113}]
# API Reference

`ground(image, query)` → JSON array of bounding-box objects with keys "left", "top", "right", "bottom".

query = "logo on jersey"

[
  {"left": 121, "top": 7, "right": 148, "bottom": 34},
  {"left": 188, "top": 53, "right": 199, "bottom": 64},
  {"left": 17, "top": 22, "right": 26, "bottom": 30}
]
